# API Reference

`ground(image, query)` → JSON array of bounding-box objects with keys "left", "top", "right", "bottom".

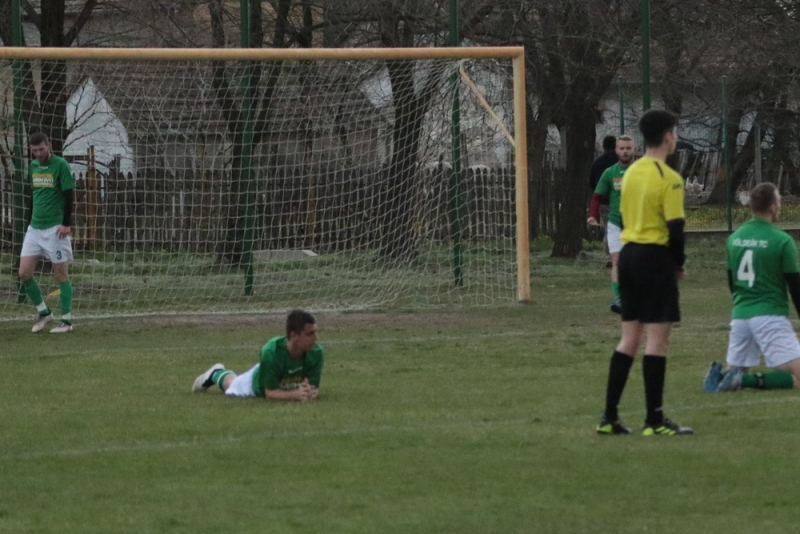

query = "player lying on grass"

[
  {"left": 704, "top": 182, "right": 800, "bottom": 393},
  {"left": 193, "top": 309, "right": 323, "bottom": 401}
]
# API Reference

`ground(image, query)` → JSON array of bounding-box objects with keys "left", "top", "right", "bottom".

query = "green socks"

[
  {"left": 21, "top": 279, "right": 73, "bottom": 320},
  {"left": 59, "top": 281, "right": 73, "bottom": 321},
  {"left": 22, "top": 279, "right": 46, "bottom": 309},
  {"left": 742, "top": 371, "right": 794, "bottom": 390},
  {"left": 611, "top": 282, "right": 620, "bottom": 300},
  {"left": 211, "top": 369, "right": 234, "bottom": 390}
]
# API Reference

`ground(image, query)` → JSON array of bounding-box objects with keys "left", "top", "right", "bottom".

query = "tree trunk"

[
  {"left": 550, "top": 100, "right": 596, "bottom": 258},
  {"left": 379, "top": 59, "right": 424, "bottom": 261},
  {"left": 216, "top": 138, "right": 246, "bottom": 266},
  {"left": 210, "top": 0, "right": 286, "bottom": 266},
  {"left": 38, "top": 60, "right": 68, "bottom": 151},
  {"left": 707, "top": 111, "right": 757, "bottom": 205}
]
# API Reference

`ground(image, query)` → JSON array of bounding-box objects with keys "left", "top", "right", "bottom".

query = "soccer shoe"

[
  {"left": 717, "top": 366, "right": 744, "bottom": 392},
  {"left": 50, "top": 321, "right": 74, "bottom": 334},
  {"left": 609, "top": 300, "right": 622, "bottom": 314},
  {"left": 642, "top": 418, "right": 694, "bottom": 436},
  {"left": 703, "top": 361, "right": 724, "bottom": 392},
  {"left": 596, "top": 417, "right": 631, "bottom": 435},
  {"left": 31, "top": 313, "right": 53, "bottom": 333},
  {"left": 192, "top": 363, "right": 224, "bottom": 392}
]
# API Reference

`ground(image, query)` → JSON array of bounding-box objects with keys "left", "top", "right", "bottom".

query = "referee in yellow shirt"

[{"left": 596, "top": 109, "right": 693, "bottom": 436}]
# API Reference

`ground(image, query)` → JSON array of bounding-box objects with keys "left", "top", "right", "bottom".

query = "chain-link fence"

[{"left": 594, "top": 76, "right": 800, "bottom": 232}]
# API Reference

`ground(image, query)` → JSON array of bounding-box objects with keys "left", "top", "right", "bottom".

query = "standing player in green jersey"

[
  {"left": 192, "top": 310, "right": 324, "bottom": 401},
  {"left": 19, "top": 132, "right": 76, "bottom": 334},
  {"left": 588, "top": 135, "right": 636, "bottom": 314},
  {"left": 703, "top": 182, "right": 800, "bottom": 393},
  {"left": 596, "top": 109, "right": 693, "bottom": 437}
]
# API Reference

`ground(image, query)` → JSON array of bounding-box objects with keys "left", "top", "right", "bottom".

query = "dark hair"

[
  {"left": 286, "top": 309, "right": 315, "bottom": 336},
  {"left": 638, "top": 110, "right": 678, "bottom": 148},
  {"left": 29, "top": 132, "right": 49, "bottom": 146},
  {"left": 602, "top": 135, "right": 617, "bottom": 151},
  {"left": 749, "top": 182, "right": 778, "bottom": 214}
]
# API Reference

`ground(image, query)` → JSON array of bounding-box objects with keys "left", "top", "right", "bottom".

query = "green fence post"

[
  {"left": 641, "top": 0, "right": 651, "bottom": 111},
  {"left": 449, "top": 0, "right": 464, "bottom": 287},
  {"left": 722, "top": 75, "right": 732, "bottom": 232},
  {"left": 240, "top": 0, "right": 256, "bottom": 296},
  {"left": 12, "top": 0, "right": 26, "bottom": 303}
]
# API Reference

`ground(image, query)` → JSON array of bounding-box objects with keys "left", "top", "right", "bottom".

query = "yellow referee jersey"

[{"left": 620, "top": 155, "right": 685, "bottom": 246}]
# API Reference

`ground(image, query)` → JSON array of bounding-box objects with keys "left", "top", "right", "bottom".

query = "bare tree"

[
  {"left": 0, "top": 0, "right": 99, "bottom": 151},
  {"left": 324, "top": 1, "right": 499, "bottom": 260},
  {"left": 649, "top": 0, "right": 800, "bottom": 201},
  {"left": 468, "top": 0, "right": 636, "bottom": 258}
]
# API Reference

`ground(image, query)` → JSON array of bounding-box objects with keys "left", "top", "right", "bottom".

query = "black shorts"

[{"left": 618, "top": 243, "right": 680, "bottom": 323}]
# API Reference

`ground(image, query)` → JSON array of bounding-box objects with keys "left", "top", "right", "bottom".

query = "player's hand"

[
  {"left": 677, "top": 267, "right": 686, "bottom": 280},
  {"left": 56, "top": 225, "right": 71, "bottom": 239},
  {"left": 587, "top": 217, "right": 600, "bottom": 227},
  {"left": 296, "top": 381, "right": 314, "bottom": 400}
]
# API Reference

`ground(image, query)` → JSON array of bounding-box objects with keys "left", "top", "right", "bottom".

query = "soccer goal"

[{"left": 0, "top": 46, "right": 528, "bottom": 319}]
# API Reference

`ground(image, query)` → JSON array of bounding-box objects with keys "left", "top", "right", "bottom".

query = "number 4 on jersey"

[{"left": 737, "top": 249, "right": 755, "bottom": 288}]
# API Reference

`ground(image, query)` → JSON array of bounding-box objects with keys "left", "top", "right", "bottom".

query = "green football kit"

[
  {"left": 727, "top": 217, "right": 799, "bottom": 319},
  {"left": 723, "top": 217, "right": 800, "bottom": 388},
  {"left": 593, "top": 162, "right": 625, "bottom": 227},
  {"left": 252, "top": 335, "right": 324, "bottom": 396},
  {"left": 217, "top": 335, "right": 324, "bottom": 397},
  {"left": 29, "top": 155, "right": 76, "bottom": 229},
  {"left": 22, "top": 154, "right": 76, "bottom": 326}
]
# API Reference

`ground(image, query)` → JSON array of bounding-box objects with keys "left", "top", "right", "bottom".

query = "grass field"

[{"left": 3, "top": 237, "right": 800, "bottom": 534}]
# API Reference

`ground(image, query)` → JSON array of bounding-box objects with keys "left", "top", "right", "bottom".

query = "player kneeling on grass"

[
  {"left": 704, "top": 182, "right": 800, "bottom": 393},
  {"left": 193, "top": 309, "right": 323, "bottom": 401}
]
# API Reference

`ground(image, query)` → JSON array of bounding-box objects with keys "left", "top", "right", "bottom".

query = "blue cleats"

[
  {"left": 717, "top": 366, "right": 744, "bottom": 392},
  {"left": 703, "top": 361, "right": 723, "bottom": 392}
]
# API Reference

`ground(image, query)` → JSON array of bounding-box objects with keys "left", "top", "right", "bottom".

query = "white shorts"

[
  {"left": 224, "top": 364, "right": 259, "bottom": 397},
  {"left": 606, "top": 222, "right": 622, "bottom": 254},
  {"left": 726, "top": 316, "right": 800, "bottom": 369},
  {"left": 21, "top": 225, "right": 73, "bottom": 264}
]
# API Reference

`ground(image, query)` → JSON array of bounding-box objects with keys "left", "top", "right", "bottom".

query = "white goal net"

[{"left": 0, "top": 47, "right": 527, "bottom": 319}]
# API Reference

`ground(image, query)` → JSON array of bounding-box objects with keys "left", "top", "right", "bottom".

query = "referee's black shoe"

[{"left": 596, "top": 417, "right": 631, "bottom": 435}]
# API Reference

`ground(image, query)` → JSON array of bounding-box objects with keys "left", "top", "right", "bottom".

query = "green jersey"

[
  {"left": 593, "top": 162, "right": 627, "bottom": 226},
  {"left": 29, "top": 155, "right": 76, "bottom": 229},
  {"left": 252, "top": 335, "right": 324, "bottom": 397},
  {"left": 727, "top": 217, "right": 799, "bottom": 319}
]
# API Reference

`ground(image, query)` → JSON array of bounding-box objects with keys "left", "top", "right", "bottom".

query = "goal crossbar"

[{"left": 0, "top": 46, "right": 524, "bottom": 62}]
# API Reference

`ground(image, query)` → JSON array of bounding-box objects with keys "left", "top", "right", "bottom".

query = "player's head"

[
  {"left": 639, "top": 110, "right": 679, "bottom": 153},
  {"left": 602, "top": 135, "right": 617, "bottom": 152},
  {"left": 615, "top": 135, "right": 635, "bottom": 165},
  {"left": 286, "top": 309, "right": 317, "bottom": 351},
  {"left": 29, "top": 132, "right": 52, "bottom": 164},
  {"left": 749, "top": 182, "right": 780, "bottom": 221}
]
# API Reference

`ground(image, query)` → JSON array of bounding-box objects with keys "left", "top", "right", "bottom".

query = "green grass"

[
  {"left": 685, "top": 202, "right": 800, "bottom": 230},
  {"left": 0, "top": 242, "right": 518, "bottom": 319},
  {"left": 2, "top": 237, "right": 800, "bottom": 533}
]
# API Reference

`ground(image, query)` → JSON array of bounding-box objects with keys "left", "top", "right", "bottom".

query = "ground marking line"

[
  {"left": 3, "top": 395, "right": 797, "bottom": 462},
  {"left": 0, "top": 331, "right": 536, "bottom": 359}
]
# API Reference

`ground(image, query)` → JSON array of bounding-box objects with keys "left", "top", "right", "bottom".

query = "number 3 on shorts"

[{"left": 737, "top": 249, "right": 755, "bottom": 288}]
